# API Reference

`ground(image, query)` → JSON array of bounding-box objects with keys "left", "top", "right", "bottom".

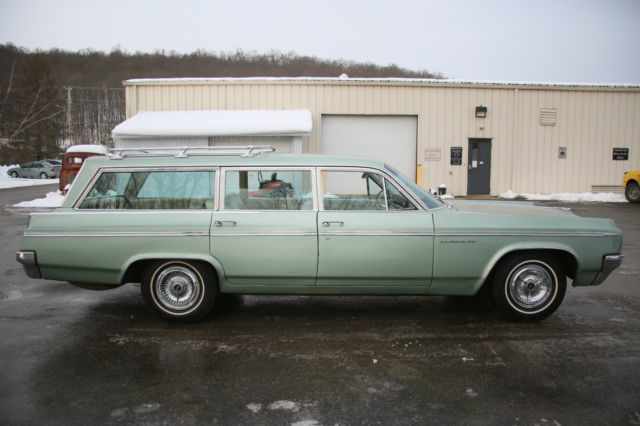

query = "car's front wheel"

[
  {"left": 141, "top": 260, "right": 218, "bottom": 323},
  {"left": 491, "top": 253, "right": 566, "bottom": 321},
  {"left": 625, "top": 182, "right": 640, "bottom": 203},
  {"left": 9, "top": 171, "right": 18, "bottom": 178}
]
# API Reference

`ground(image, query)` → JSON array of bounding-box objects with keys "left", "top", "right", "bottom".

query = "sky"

[{"left": 1, "top": 0, "right": 639, "bottom": 84}]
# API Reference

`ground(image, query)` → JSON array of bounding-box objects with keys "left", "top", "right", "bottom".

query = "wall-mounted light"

[{"left": 475, "top": 106, "right": 488, "bottom": 118}]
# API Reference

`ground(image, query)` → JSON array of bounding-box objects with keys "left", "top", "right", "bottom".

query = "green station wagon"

[{"left": 16, "top": 146, "right": 624, "bottom": 322}]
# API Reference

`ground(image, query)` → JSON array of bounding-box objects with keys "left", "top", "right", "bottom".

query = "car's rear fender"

[{"left": 120, "top": 254, "right": 226, "bottom": 287}]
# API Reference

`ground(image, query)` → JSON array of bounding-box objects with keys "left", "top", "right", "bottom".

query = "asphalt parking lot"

[{"left": 1, "top": 185, "right": 639, "bottom": 425}]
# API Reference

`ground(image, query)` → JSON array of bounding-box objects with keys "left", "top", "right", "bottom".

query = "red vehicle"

[
  {"left": 248, "top": 172, "right": 295, "bottom": 197},
  {"left": 60, "top": 145, "right": 108, "bottom": 193}
]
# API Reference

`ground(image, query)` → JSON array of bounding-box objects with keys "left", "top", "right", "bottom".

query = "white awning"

[{"left": 112, "top": 109, "right": 313, "bottom": 138}]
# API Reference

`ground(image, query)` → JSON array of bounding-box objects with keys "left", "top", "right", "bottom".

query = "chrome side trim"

[
  {"left": 35, "top": 210, "right": 212, "bottom": 215},
  {"left": 23, "top": 231, "right": 209, "bottom": 238},
  {"left": 318, "top": 231, "right": 434, "bottom": 237},
  {"left": 211, "top": 231, "right": 317, "bottom": 237},
  {"left": 435, "top": 231, "right": 619, "bottom": 237},
  {"left": 591, "top": 254, "right": 624, "bottom": 286},
  {"left": 449, "top": 201, "right": 573, "bottom": 212}
]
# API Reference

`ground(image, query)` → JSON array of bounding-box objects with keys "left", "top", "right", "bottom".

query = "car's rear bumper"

[
  {"left": 591, "top": 254, "right": 624, "bottom": 286},
  {"left": 16, "top": 251, "right": 41, "bottom": 279}
]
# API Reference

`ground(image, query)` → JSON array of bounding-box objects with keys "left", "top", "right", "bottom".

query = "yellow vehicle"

[{"left": 623, "top": 170, "right": 640, "bottom": 203}]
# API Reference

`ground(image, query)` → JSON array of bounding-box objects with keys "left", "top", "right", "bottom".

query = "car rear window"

[{"left": 78, "top": 170, "right": 215, "bottom": 210}]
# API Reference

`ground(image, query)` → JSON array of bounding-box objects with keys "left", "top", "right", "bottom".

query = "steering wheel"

[{"left": 365, "top": 190, "right": 385, "bottom": 210}]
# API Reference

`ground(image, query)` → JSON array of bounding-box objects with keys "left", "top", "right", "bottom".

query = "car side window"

[
  {"left": 78, "top": 170, "right": 215, "bottom": 209},
  {"left": 224, "top": 169, "right": 313, "bottom": 210},
  {"left": 386, "top": 179, "right": 417, "bottom": 210},
  {"left": 322, "top": 170, "right": 416, "bottom": 211}
]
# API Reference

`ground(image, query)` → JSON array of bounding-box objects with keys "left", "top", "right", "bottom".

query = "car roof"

[{"left": 82, "top": 153, "right": 387, "bottom": 170}]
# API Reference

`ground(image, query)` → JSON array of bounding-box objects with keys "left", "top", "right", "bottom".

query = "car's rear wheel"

[
  {"left": 39, "top": 172, "right": 47, "bottom": 179},
  {"left": 10, "top": 171, "right": 18, "bottom": 178},
  {"left": 625, "top": 182, "right": 640, "bottom": 203},
  {"left": 141, "top": 260, "right": 218, "bottom": 323},
  {"left": 491, "top": 253, "right": 566, "bottom": 321}
]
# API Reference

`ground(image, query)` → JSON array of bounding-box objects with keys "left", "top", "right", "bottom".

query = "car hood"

[{"left": 433, "top": 199, "right": 622, "bottom": 238}]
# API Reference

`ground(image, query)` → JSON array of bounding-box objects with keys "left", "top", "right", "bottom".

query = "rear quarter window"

[{"left": 78, "top": 170, "right": 215, "bottom": 210}]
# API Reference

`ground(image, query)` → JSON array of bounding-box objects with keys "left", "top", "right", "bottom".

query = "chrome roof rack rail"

[{"left": 108, "top": 145, "right": 276, "bottom": 159}]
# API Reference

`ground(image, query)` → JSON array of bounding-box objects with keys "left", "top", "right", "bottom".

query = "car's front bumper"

[
  {"left": 591, "top": 254, "right": 624, "bottom": 286},
  {"left": 16, "top": 251, "right": 41, "bottom": 279}
]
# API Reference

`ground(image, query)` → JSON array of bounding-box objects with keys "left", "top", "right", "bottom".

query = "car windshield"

[{"left": 384, "top": 164, "right": 445, "bottom": 209}]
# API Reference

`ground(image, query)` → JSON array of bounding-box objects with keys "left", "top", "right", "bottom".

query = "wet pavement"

[{"left": 1, "top": 187, "right": 639, "bottom": 425}]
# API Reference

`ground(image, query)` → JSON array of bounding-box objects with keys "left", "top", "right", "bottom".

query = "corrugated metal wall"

[{"left": 124, "top": 79, "right": 640, "bottom": 196}]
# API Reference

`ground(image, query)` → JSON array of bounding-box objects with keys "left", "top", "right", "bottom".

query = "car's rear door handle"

[
  {"left": 322, "top": 221, "right": 344, "bottom": 227},
  {"left": 214, "top": 220, "right": 237, "bottom": 227}
]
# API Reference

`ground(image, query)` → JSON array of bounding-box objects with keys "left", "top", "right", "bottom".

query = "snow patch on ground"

[
  {"left": 500, "top": 190, "right": 627, "bottom": 203},
  {"left": 246, "top": 403, "right": 262, "bottom": 413},
  {"left": 267, "top": 400, "right": 300, "bottom": 412},
  {"left": 1, "top": 165, "right": 60, "bottom": 189},
  {"left": 291, "top": 420, "right": 322, "bottom": 426},
  {"left": 12, "top": 191, "right": 65, "bottom": 207}
]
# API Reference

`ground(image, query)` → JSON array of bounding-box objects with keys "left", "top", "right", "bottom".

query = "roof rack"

[{"left": 108, "top": 145, "right": 276, "bottom": 159}]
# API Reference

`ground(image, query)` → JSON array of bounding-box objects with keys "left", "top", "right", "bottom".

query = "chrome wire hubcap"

[
  {"left": 508, "top": 263, "right": 554, "bottom": 309},
  {"left": 155, "top": 265, "right": 201, "bottom": 311}
]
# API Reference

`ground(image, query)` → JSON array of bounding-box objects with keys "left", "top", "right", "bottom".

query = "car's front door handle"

[
  {"left": 214, "top": 220, "right": 237, "bottom": 227},
  {"left": 322, "top": 221, "right": 344, "bottom": 227}
]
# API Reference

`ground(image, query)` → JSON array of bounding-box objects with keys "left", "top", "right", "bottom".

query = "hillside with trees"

[{"left": 0, "top": 43, "right": 443, "bottom": 163}]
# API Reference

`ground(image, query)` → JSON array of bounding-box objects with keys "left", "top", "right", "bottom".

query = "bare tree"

[{"left": 0, "top": 53, "right": 63, "bottom": 161}]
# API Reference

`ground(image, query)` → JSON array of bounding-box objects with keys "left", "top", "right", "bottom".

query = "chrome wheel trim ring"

[
  {"left": 153, "top": 265, "right": 202, "bottom": 311},
  {"left": 506, "top": 260, "right": 557, "bottom": 314}
]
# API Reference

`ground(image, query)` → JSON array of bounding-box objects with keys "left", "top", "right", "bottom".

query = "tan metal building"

[{"left": 120, "top": 78, "right": 640, "bottom": 196}]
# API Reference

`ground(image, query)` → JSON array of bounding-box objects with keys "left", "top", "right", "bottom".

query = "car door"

[
  {"left": 68, "top": 168, "right": 216, "bottom": 282},
  {"left": 22, "top": 162, "right": 34, "bottom": 178},
  {"left": 34, "top": 162, "right": 46, "bottom": 177},
  {"left": 210, "top": 167, "right": 318, "bottom": 287},
  {"left": 316, "top": 168, "right": 434, "bottom": 290}
]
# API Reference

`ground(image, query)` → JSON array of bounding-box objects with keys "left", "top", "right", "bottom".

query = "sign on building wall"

[
  {"left": 558, "top": 147, "right": 567, "bottom": 159},
  {"left": 425, "top": 148, "right": 441, "bottom": 161},
  {"left": 612, "top": 148, "right": 629, "bottom": 160},
  {"left": 450, "top": 147, "right": 462, "bottom": 165}
]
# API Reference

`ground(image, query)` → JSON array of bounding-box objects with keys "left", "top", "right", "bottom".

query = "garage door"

[{"left": 321, "top": 115, "right": 417, "bottom": 180}]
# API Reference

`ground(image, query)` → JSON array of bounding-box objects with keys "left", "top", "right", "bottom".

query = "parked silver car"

[{"left": 7, "top": 161, "right": 61, "bottom": 179}]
